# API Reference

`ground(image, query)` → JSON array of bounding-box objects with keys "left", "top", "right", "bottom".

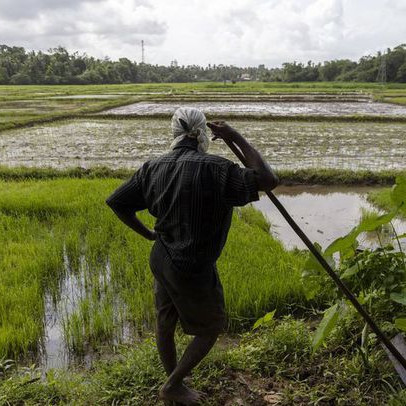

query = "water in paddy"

[
  {"left": 103, "top": 101, "right": 406, "bottom": 116},
  {"left": 38, "top": 187, "right": 406, "bottom": 370},
  {"left": 253, "top": 186, "right": 406, "bottom": 251},
  {"left": 40, "top": 250, "right": 136, "bottom": 371},
  {"left": 2, "top": 119, "right": 406, "bottom": 170}
]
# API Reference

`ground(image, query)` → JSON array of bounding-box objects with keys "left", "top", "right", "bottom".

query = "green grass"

[
  {"left": 0, "top": 317, "right": 403, "bottom": 405},
  {"left": 1, "top": 166, "right": 404, "bottom": 185},
  {"left": 2, "top": 82, "right": 406, "bottom": 101},
  {"left": 0, "top": 177, "right": 305, "bottom": 359},
  {"left": 385, "top": 97, "right": 406, "bottom": 106}
]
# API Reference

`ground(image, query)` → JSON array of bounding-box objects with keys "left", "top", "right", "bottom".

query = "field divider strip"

[{"left": 85, "top": 113, "right": 406, "bottom": 123}]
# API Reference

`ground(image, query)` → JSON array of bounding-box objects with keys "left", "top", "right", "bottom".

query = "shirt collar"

[{"left": 172, "top": 136, "right": 199, "bottom": 151}]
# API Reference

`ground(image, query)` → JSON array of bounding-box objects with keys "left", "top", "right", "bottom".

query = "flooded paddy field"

[
  {"left": 127, "top": 92, "right": 373, "bottom": 103},
  {"left": 254, "top": 185, "right": 406, "bottom": 251},
  {"left": 102, "top": 100, "right": 406, "bottom": 116},
  {"left": 2, "top": 118, "right": 406, "bottom": 170}
]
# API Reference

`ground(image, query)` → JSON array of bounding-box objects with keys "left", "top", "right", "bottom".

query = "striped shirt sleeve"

[
  {"left": 221, "top": 162, "right": 259, "bottom": 207},
  {"left": 106, "top": 165, "right": 147, "bottom": 212}
]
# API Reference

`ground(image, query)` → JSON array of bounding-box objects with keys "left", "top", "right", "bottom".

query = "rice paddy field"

[
  {"left": 2, "top": 119, "right": 406, "bottom": 170},
  {"left": 0, "top": 178, "right": 305, "bottom": 363},
  {"left": 1, "top": 82, "right": 406, "bottom": 405},
  {"left": 102, "top": 100, "right": 406, "bottom": 116},
  {"left": 1, "top": 81, "right": 406, "bottom": 131}
]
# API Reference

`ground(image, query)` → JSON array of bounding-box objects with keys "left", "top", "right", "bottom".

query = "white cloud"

[{"left": 0, "top": 0, "right": 405, "bottom": 66}]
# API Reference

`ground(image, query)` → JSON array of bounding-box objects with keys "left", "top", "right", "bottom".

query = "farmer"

[{"left": 106, "top": 107, "right": 278, "bottom": 405}]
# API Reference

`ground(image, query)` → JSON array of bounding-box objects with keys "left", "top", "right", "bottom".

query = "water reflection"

[{"left": 253, "top": 185, "right": 406, "bottom": 251}]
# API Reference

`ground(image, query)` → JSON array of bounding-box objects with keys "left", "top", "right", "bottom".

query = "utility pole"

[
  {"left": 141, "top": 40, "right": 145, "bottom": 64},
  {"left": 376, "top": 51, "right": 387, "bottom": 85}
]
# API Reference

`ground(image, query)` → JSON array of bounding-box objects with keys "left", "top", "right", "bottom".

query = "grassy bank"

[
  {"left": 1, "top": 166, "right": 405, "bottom": 185},
  {"left": 3, "top": 82, "right": 406, "bottom": 101},
  {"left": 1, "top": 317, "right": 404, "bottom": 405},
  {"left": 0, "top": 178, "right": 305, "bottom": 360},
  {"left": 0, "top": 96, "right": 138, "bottom": 132}
]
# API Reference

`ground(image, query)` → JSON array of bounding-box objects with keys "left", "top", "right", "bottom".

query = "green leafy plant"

[
  {"left": 252, "top": 309, "right": 276, "bottom": 330},
  {"left": 302, "top": 175, "right": 406, "bottom": 353}
]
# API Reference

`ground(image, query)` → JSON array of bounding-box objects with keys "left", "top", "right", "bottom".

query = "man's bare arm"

[
  {"left": 207, "top": 121, "right": 279, "bottom": 191},
  {"left": 106, "top": 201, "right": 156, "bottom": 241}
]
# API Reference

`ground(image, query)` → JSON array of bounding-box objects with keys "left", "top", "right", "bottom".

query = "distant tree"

[
  {"left": 319, "top": 60, "right": 342, "bottom": 81},
  {"left": 396, "top": 61, "right": 406, "bottom": 82},
  {"left": 116, "top": 57, "right": 138, "bottom": 82},
  {"left": 386, "top": 45, "right": 406, "bottom": 81},
  {"left": 0, "top": 66, "right": 8, "bottom": 84},
  {"left": 78, "top": 69, "right": 104, "bottom": 84},
  {"left": 9, "top": 72, "right": 32, "bottom": 84},
  {"left": 22, "top": 51, "right": 47, "bottom": 83},
  {"left": 1, "top": 43, "right": 406, "bottom": 84},
  {"left": 0, "top": 45, "right": 27, "bottom": 78}
]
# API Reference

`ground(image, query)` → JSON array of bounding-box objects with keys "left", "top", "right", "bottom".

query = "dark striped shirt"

[{"left": 106, "top": 136, "right": 259, "bottom": 271}]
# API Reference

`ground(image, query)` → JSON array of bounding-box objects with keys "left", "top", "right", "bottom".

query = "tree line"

[{"left": 1, "top": 44, "right": 406, "bottom": 85}]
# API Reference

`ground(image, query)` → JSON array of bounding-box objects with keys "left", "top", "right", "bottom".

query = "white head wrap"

[{"left": 170, "top": 107, "right": 209, "bottom": 153}]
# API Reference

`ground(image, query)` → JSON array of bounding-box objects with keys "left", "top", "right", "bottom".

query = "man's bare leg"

[
  {"left": 159, "top": 333, "right": 218, "bottom": 405},
  {"left": 156, "top": 322, "right": 178, "bottom": 376}
]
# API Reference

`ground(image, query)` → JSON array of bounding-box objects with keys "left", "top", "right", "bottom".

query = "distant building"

[
  {"left": 170, "top": 60, "right": 179, "bottom": 68},
  {"left": 240, "top": 73, "right": 251, "bottom": 81}
]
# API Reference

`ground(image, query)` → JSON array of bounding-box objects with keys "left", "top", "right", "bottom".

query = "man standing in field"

[{"left": 106, "top": 107, "right": 278, "bottom": 405}]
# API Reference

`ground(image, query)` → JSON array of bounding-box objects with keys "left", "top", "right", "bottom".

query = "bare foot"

[{"left": 159, "top": 382, "right": 206, "bottom": 405}]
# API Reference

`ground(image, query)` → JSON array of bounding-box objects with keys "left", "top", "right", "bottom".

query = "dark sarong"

[{"left": 149, "top": 240, "right": 226, "bottom": 336}]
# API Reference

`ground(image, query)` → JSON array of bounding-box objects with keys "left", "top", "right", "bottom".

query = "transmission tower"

[
  {"left": 141, "top": 40, "right": 145, "bottom": 63},
  {"left": 376, "top": 51, "right": 386, "bottom": 84}
]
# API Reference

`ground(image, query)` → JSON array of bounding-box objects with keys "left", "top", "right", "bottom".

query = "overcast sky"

[{"left": 1, "top": 0, "right": 405, "bottom": 67}]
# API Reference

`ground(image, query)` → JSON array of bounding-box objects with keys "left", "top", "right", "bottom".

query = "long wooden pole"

[{"left": 223, "top": 138, "right": 406, "bottom": 371}]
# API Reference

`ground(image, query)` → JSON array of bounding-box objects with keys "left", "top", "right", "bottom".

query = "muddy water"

[
  {"left": 253, "top": 186, "right": 406, "bottom": 251},
  {"left": 102, "top": 101, "right": 406, "bottom": 116},
  {"left": 2, "top": 119, "right": 406, "bottom": 170}
]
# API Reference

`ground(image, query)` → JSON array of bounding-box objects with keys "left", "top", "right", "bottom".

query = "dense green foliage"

[{"left": 1, "top": 43, "right": 406, "bottom": 84}]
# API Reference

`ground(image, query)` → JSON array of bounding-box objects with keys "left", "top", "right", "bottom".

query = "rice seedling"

[{"left": 0, "top": 178, "right": 306, "bottom": 360}]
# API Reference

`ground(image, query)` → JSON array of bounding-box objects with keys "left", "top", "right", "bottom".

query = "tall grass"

[
  {"left": 0, "top": 178, "right": 305, "bottom": 359},
  {"left": 1, "top": 166, "right": 404, "bottom": 185}
]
